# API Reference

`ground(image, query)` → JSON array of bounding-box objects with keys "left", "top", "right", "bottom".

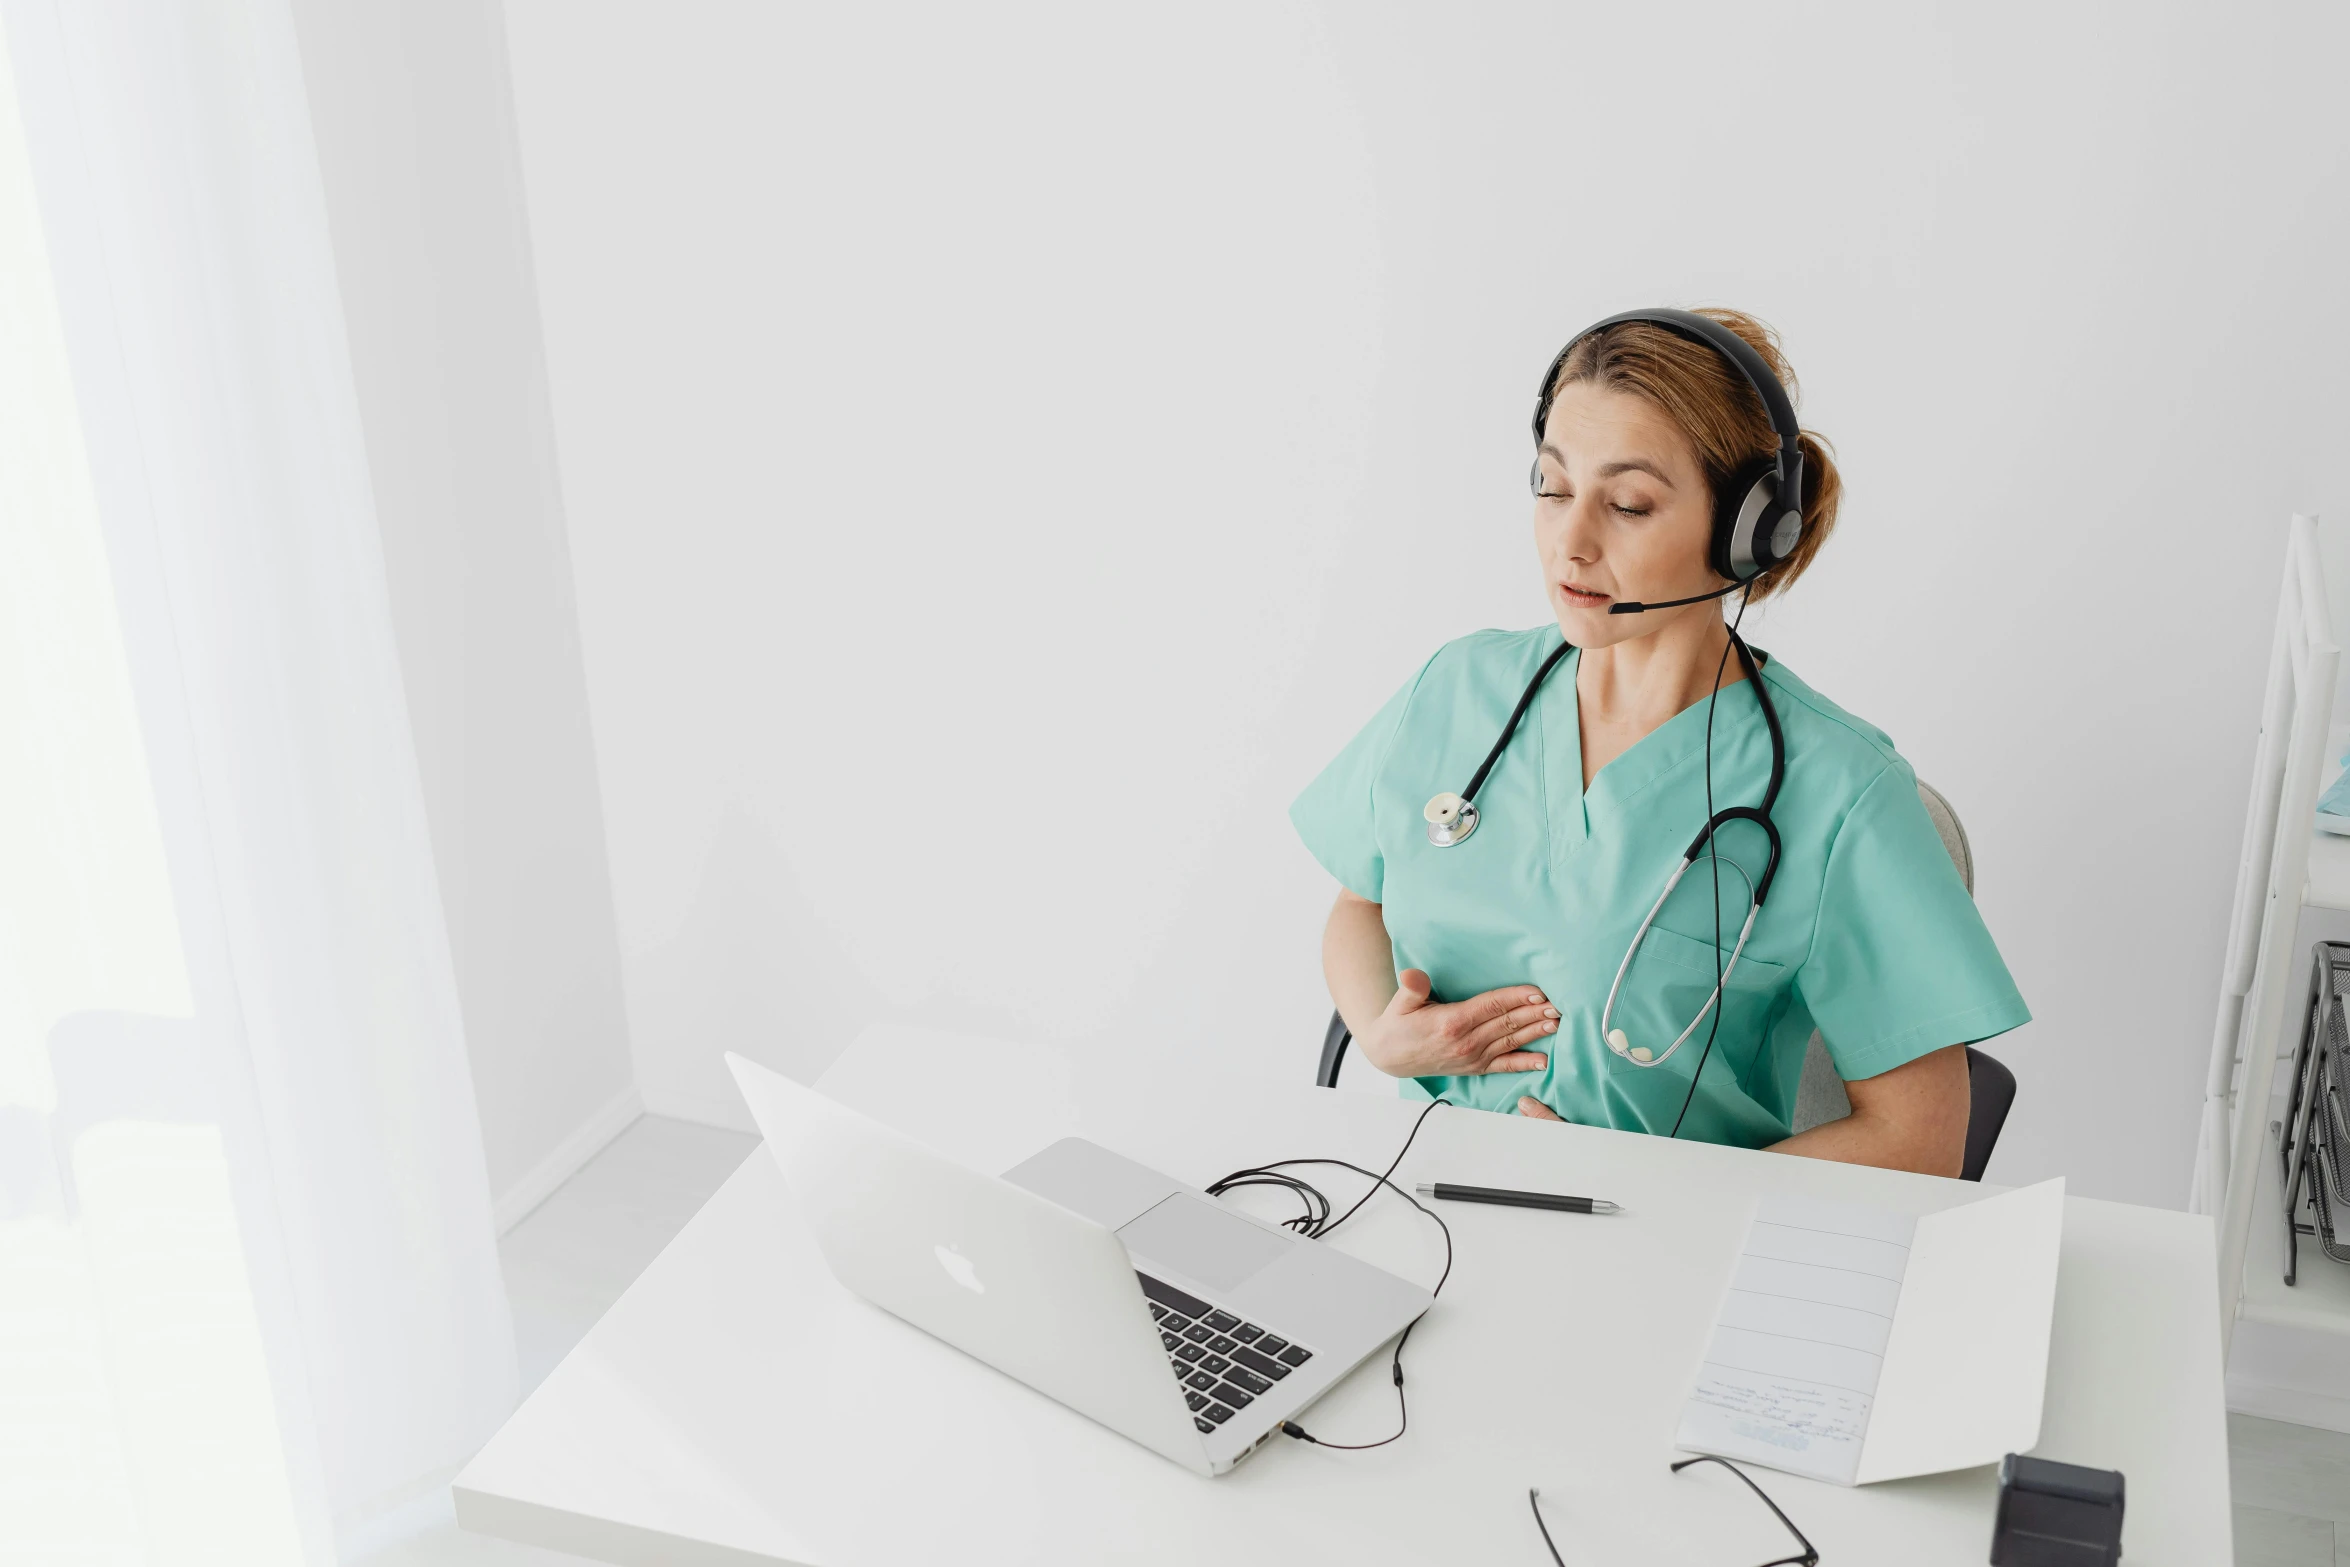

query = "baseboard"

[
  {"left": 2227, "top": 1376, "right": 2350, "bottom": 1435},
  {"left": 492, "top": 1084, "right": 644, "bottom": 1235},
  {"left": 640, "top": 1084, "right": 757, "bottom": 1136},
  {"left": 336, "top": 1459, "right": 468, "bottom": 1561}
]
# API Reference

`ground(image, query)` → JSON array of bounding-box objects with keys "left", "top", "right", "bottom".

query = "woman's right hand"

[{"left": 1353, "top": 969, "right": 1559, "bottom": 1079}]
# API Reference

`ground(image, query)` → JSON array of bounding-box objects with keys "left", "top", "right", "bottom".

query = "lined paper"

[
  {"left": 1675, "top": 1196, "right": 1917, "bottom": 1485},
  {"left": 1675, "top": 1179, "right": 2066, "bottom": 1487}
]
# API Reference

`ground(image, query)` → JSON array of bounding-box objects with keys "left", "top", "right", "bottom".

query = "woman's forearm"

[
  {"left": 1322, "top": 891, "right": 1399, "bottom": 1038},
  {"left": 1769, "top": 1111, "right": 1959, "bottom": 1177}
]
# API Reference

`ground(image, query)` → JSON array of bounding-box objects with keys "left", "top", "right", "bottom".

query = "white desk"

[{"left": 455, "top": 1027, "right": 2232, "bottom": 1565}]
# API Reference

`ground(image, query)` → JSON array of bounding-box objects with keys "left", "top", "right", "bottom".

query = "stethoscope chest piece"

[{"left": 1424, "top": 792, "right": 1479, "bottom": 847}]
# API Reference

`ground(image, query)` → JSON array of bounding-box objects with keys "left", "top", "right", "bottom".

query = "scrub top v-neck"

[{"left": 1290, "top": 625, "right": 2029, "bottom": 1148}]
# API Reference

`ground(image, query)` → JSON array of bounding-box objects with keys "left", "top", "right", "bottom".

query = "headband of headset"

[{"left": 1530, "top": 307, "right": 1808, "bottom": 583}]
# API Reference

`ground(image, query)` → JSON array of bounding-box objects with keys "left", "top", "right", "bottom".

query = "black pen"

[{"left": 1414, "top": 1181, "right": 1621, "bottom": 1215}]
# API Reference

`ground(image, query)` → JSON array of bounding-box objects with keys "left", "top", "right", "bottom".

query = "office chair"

[{"left": 1313, "top": 778, "right": 2018, "bottom": 1183}]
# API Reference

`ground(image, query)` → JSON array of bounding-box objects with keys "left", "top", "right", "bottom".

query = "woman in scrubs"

[{"left": 1291, "top": 309, "right": 2026, "bottom": 1176}]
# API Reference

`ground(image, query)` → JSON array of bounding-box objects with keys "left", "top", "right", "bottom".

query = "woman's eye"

[
  {"left": 1613, "top": 503, "right": 1651, "bottom": 518},
  {"left": 1538, "top": 490, "right": 1568, "bottom": 501}
]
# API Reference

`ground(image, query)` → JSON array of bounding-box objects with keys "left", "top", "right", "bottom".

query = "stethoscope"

[{"left": 1422, "top": 631, "right": 1786, "bottom": 1070}]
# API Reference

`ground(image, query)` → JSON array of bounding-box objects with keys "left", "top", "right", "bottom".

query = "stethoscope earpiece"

[{"left": 1606, "top": 1028, "right": 1654, "bottom": 1064}]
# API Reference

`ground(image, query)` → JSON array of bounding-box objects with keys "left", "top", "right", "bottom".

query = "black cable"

[
  {"left": 1201, "top": 1171, "right": 1330, "bottom": 1234},
  {"left": 1320, "top": 1091, "right": 1448, "bottom": 1237},
  {"left": 1203, "top": 1094, "right": 1450, "bottom": 1242},
  {"left": 1528, "top": 1487, "right": 1567, "bottom": 1566},
  {"left": 1669, "top": 587, "right": 1752, "bottom": 1141},
  {"left": 1275, "top": 1164, "right": 1450, "bottom": 1450},
  {"left": 1203, "top": 1097, "right": 1453, "bottom": 1451}
]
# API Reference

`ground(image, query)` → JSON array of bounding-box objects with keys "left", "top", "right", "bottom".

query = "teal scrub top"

[{"left": 1290, "top": 626, "right": 2029, "bottom": 1148}]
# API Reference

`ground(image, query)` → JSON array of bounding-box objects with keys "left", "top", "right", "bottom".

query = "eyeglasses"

[{"left": 1528, "top": 1456, "right": 1819, "bottom": 1566}]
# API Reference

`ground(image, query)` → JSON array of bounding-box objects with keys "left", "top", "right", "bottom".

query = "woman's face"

[{"left": 1533, "top": 381, "right": 1726, "bottom": 649}]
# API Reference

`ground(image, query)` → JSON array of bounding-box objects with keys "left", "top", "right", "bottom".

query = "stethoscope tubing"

[
  {"left": 1424, "top": 628, "right": 1789, "bottom": 1074},
  {"left": 1462, "top": 639, "right": 1576, "bottom": 807},
  {"left": 1601, "top": 855, "right": 1760, "bottom": 1068}
]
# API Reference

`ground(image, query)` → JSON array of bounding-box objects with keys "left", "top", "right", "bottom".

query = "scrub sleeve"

[
  {"left": 1289, "top": 658, "right": 1432, "bottom": 907},
  {"left": 1797, "top": 760, "right": 2030, "bottom": 1081}
]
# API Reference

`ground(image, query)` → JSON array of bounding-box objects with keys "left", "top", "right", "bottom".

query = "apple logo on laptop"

[{"left": 934, "top": 1242, "right": 984, "bottom": 1294}]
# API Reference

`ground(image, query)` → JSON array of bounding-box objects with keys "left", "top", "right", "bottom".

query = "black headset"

[{"left": 1529, "top": 308, "right": 1813, "bottom": 596}]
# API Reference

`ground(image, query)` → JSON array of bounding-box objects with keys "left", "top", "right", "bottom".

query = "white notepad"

[{"left": 1674, "top": 1178, "right": 2065, "bottom": 1486}]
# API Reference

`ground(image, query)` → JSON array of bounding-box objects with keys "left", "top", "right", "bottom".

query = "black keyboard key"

[
  {"left": 1175, "top": 1344, "right": 1205, "bottom": 1363},
  {"left": 1149, "top": 1303, "right": 1167, "bottom": 1321},
  {"left": 1207, "top": 1334, "right": 1238, "bottom": 1354},
  {"left": 1183, "top": 1324, "right": 1214, "bottom": 1344},
  {"left": 1185, "top": 1391, "right": 1209, "bottom": 1411},
  {"left": 1204, "top": 1311, "right": 1241, "bottom": 1333},
  {"left": 1161, "top": 1315, "right": 1191, "bottom": 1333},
  {"left": 1186, "top": 1370, "right": 1219, "bottom": 1392},
  {"left": 1160, "top": 1332, "right": 1180, "bottom": 1351},
  {"left": 1225, "top": 1366, "right": 1272, "bottom": 1395},
  {"left": 1171, "top": 1361, "right": 1189, "bottom": 1378},
  {"left": 1205, "top": 1403, "right": 1235, "bottom": 1424},
  {"left": 1278, "top": 1344, "right": 1313, "bottom": 1368},
  {"left": 1232, "top": 1323, "right": 1264, "bottom": 1343},
  {"left": 1138, "top": 1273, "right": 1215, "bottom": 1320},
  {"left": 1195, "top": 1416, "right": 1215, "bottom": 1433},
  {"left": 1257, "top": 1335, "right": 1289, "bottom": 1355},
  {"left": 1213, "top": 1382, "right": 1255, "bottom": 1408},
  {"left": 1201, "top": 1355, "right": 1230, "bottom": 1375},
  {"left": 1231, "top": 1345, "right": 1289, "bottom": 1380}
]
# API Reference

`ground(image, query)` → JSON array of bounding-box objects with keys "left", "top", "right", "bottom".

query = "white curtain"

[{"left": 1, "top": 0, "right": 516, "bottom": 1560}]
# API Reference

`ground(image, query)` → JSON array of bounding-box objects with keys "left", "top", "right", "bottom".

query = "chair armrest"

[{"left": 1317, "top": 1012, "right": 1351, "bottom": 1088}]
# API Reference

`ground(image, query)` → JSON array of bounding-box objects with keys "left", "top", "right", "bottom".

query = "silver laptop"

[{"left": 725, "top": 1052, "right": 1433, "bottom": 1476}]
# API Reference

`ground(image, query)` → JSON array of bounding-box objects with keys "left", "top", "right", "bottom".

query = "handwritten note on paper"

[{"left": 1675, "top": 1196, "right": 1917, "bottom": 1486}]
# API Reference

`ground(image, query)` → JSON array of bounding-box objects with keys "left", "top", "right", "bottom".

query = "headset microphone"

[{"left": 1607, "top": 582, "right": 1744, "bottom": 615}]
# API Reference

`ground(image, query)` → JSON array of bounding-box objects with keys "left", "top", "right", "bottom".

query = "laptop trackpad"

[{"left": 1117, "top": 1193, "right": 1290, "bottom": 1293}]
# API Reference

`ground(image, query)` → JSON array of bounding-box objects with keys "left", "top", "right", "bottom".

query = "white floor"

[
  {"left": 358, "top": 1115, "right": 2350, "bottom": 1566},
  {"left": 2232, "top": 1413, "right": 2350, "bottom": 1566}
]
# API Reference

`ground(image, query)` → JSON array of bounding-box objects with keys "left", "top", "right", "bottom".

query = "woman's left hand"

[{"left": 1516, "top": 1096, "right": 1562, "bottom": 1120}]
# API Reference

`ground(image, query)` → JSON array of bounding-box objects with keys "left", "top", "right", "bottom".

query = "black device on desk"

[{"left": 1989, "top": 1454, "right": 2124, "bottom": 1567}]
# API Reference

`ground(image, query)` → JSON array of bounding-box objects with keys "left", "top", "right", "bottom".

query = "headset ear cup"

[
  {"left": 1712, "top": 457, "right": 1779, "bottom": 581},
  {"left": 1755, "top": 453, "right": 1820, "bottom": 572}
]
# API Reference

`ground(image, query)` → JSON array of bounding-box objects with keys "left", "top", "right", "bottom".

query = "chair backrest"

[
  {"left": 1915, "top": 778, "right": 1974, "bottom": 895},
  {"left": 1318, "top": 775, "right": 2016, "bottom": 1180}
]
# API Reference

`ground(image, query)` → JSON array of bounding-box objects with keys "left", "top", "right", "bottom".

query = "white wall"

[
  {"left": 292, "top": 0, "right": 637, "bottom": 1217},
  {"left": 502, "top": 0, "right": 2350, "bottom": 1206}
]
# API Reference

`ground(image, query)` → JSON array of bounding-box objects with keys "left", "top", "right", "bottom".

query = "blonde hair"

[{"left": 1544, "top": 308, "right": 1841, "bottom": 600}]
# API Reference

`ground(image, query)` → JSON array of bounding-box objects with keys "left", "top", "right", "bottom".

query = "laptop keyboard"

[{"left": 1137, "top": 1273, "right": 1315, "bottom": 1435}]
